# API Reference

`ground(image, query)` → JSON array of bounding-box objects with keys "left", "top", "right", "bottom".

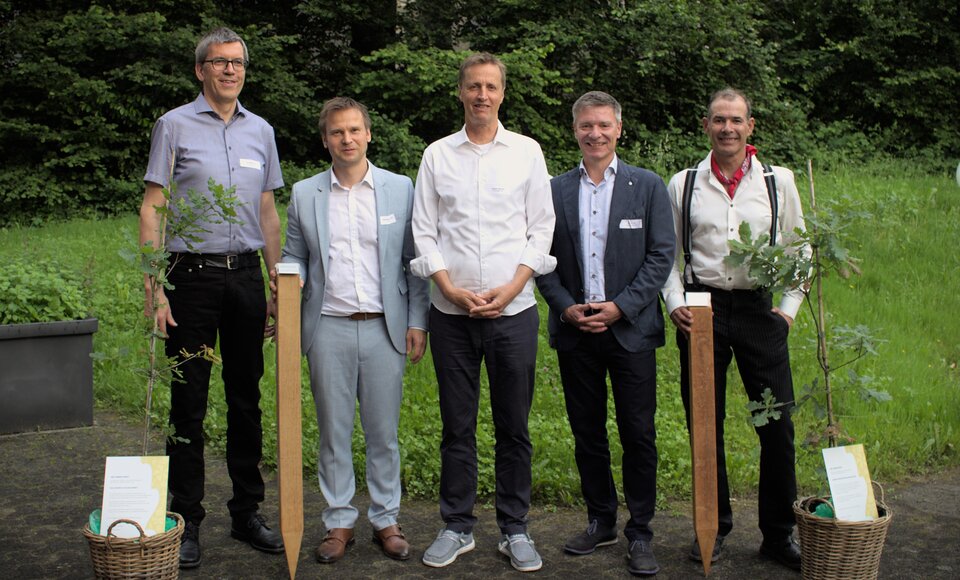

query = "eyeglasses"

[{"left": 202, "top": 58, "right": 248, "bottom": 71}]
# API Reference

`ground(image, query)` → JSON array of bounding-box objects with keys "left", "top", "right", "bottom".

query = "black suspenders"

[{"left": 681, "top": 163, "right": 778, "bottom": 286}]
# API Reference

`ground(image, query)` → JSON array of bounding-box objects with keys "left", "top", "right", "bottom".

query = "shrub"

[{"left": 0, "top": 258, "right": 91, "bottom": 324}]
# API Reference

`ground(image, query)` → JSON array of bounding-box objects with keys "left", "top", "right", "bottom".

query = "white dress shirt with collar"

[
  {"left": 661, "top": 151, "right": 809, "bottom": 319},
  {"left": 579, "top": 155, "right": 618, "bottom": 303},
  {"left": 411, "top": 121, "right": 557, "bottom": 316},
  {"left": 321, "top": 165, "right": 384, "bottom": 316}
]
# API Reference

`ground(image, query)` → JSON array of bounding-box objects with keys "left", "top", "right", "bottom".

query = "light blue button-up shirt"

[
  {"left": 144, "top": 94, "right": 284, "bottom": 254},
  {"left": 578, "top": 155, "right": 618, "bottom": 302}
]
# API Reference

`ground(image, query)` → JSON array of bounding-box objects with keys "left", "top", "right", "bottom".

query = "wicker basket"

[
  {"left": 83, "top": 512, "right": 184, "bottom": 579},
  {"left": 793, "top": 484, "right": 892, "bottom": 580}
]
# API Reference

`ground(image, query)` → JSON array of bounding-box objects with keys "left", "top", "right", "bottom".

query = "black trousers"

[
  {"left": 164, "top": 261, "right": 267, "bottom": 525},
  {"left": 677, "top": 285, "right": 797, "bottom": 542},
  {"left": 558, "top": 331, "right": 657, "bottom": 542},
  {"left": 429, "top": 305, "right": 538, "bottom": 536}
]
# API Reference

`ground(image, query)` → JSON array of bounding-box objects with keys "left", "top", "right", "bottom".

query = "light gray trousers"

[{"left": 306, "top": 314, "right": 405, "bottom": 531}]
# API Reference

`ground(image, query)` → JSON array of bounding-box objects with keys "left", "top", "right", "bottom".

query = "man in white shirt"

[
  {"left": 661, "top": 87, "right": 809, "bottom": 571},
  {"left": 411, "top": 53, "right": 556, "bottom": 573},
  {"left": 280, "top": 97, "right": 429, "bottom": 565}
]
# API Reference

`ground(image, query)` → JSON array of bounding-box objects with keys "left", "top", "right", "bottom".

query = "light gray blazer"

[{"left": 281, "top": 162, "right": 429, "bottom": 355}]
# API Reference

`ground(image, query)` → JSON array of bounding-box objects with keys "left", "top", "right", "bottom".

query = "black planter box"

[{"left": 0, "top": 318, "right": 98, "bottom": 434}]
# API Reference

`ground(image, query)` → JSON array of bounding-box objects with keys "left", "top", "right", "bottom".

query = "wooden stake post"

[
  {"left": 687, "top": 292, "right": 718, "bottom": 575},
  {"left": 275, "top": 263, "right": 303, "bottom": 579}
]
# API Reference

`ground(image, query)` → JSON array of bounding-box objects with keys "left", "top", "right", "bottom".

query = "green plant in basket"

[{"left": 727, "top": 161, "right": 895, "bottom": 580}]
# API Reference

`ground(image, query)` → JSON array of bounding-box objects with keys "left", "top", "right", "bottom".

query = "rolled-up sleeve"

[
  {"left": 776, "top": 166, "right": 810, "bottom": 319},
  {"left": 660, "top": 170, "right": 688, "bottom": 315},
  {"left": 520, "top": 143, "right": 557, "bottom": 276},
  {"left": 410, "top": 147, "right": 447, "bottom": 279}
]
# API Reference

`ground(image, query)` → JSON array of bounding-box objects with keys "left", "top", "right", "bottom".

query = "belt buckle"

[{"left": 225, "top": 254, "right": 239, "bottom": 270}]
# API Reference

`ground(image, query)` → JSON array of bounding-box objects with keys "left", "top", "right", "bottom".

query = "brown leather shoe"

[
  {"left": 315, "top": 528, "right": 354, "bottom": 563},
  {"left": 373, "top": 524, "right": 410, "bottom": 561}
]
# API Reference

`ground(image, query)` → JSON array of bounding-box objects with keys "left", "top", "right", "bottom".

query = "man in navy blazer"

[
  {"left": 536, "top": 91, "right": 675, "bottom": 576},
  {"left": 280, "top": 97, "right": 430, "bottom": 564}
]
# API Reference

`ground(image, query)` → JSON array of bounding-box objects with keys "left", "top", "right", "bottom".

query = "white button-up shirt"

[
  {"left": 661, "top": 152, "right": 809, "bottom": 319},
  {"left": 321, "top": 165, "right": 384, "bottom": 316},
  {"left": 411, "top": 122, "right": 556, "bottom": 315},
  {"left": 579, "top": 156, "right": 618, "bottom": 303}
]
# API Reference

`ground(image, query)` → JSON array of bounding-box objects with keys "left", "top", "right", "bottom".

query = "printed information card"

[
  {"left": 100, "top": 456, "right": 169, "bottom": 538},
  {"left": 822, "top": 444, "right": 879, "bottom": 522}
]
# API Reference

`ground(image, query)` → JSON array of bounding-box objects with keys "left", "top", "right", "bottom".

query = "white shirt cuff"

[
  {"left": 663, "top": 292, "right": 686, "bottom": 315},
  {"left": 520, "top": 248, "right": 557, "bottom": 276},
  {"left": 778, "top": 291, "right": 804, "bottom": 320},
  {"left": 410, "top": 252, "right": 446, "bottom": 279}
]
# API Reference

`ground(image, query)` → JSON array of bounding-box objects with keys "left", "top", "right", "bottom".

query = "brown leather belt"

[{"left": 348, "top": 312, "right": 384, "bottom": 321}]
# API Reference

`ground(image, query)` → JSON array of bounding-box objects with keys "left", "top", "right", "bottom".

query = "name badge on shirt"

[
  {"left": 619, "top": 218, "right": 643, "bottom": 229},
  {"left": 239, "top": 158, "right": 262, "bottom": 171},
  {"left": 380, "top": 214, "right": 397, "bottom": 225}
]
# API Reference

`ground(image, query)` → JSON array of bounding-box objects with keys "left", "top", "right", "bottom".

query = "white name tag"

[
  {"left": 239, "top": 158, "right": 261, "bottom": 170},
  {"left": 619, "top": 218, "right": 643, "bottom": 229},
  {"left": 380, "top": 214, "right": 397, "bottom": 225}
]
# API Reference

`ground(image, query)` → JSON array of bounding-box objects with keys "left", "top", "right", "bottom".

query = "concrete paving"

[{"left": 1, "top": 411, "right": 957, "bottom": 579}]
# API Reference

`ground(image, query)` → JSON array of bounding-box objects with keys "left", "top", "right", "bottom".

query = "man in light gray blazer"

[{"left": 280, "top": 97, "right": 429, "bottom": 565}]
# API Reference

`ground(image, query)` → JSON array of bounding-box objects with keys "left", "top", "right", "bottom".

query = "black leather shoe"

[
  {"left": 231, "top": 512, "right": 285, "bottom": 554},
  {"left": 627, "top": 539, "right": 660, "bottom": 576},
  {"left": 689, "top": 534, "right": 725, "bottom": 563},
  {"left": 760, "top": 535, "right": 802, "bottom": 571},
  {"left": 179, "top": 521, "right": 201, "bottom": 569},
  {"left": 564, "top": 519, "right": 618, "bottom": 555}
]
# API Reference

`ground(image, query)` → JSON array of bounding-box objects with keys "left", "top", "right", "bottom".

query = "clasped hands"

[
  {"left": 443, "top": 282, "right": 524, "bottom": 319},
  {"left": 562, "top": 301, "right": 622, "bottom": 333}
]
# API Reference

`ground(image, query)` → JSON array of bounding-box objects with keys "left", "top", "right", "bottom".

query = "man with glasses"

[{"left": 140, "top": 26, "right": 284, "bottom": 569}]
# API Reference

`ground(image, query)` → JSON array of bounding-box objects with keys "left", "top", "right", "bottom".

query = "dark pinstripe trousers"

[{"left": 678, "top": 285, "right": 798, "bottom": 542}]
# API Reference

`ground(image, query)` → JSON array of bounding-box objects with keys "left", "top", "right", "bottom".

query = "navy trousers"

[
  {"left": 558, "top": 331, "right": 658, "bottom": 542},
  {"left": 429, "top": 305, "right": 539, "bottom": 536}
]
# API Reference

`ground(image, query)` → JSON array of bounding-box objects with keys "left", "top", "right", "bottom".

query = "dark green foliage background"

[{"left": 1, "top": 0, "right": 958, "bottom": 225}]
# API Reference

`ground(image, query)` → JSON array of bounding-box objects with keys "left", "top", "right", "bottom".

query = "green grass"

[
  {"left": 785, "top": 163, "right": 960, "bottom": 487},
  {"left": 1, "top": 160, "right": 957, "bottom": 507}
]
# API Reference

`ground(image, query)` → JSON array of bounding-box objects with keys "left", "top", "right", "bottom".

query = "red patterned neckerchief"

[{"left": 711, "top": 144, "right": 757, "bottom": 198}]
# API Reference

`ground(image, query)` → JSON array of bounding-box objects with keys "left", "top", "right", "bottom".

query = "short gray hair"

[
  {"left": 572, "top": 91, "right": 622, "bottom": 125},
  {"left": 706, "top": 87, "right": 752, "bottom": 119},
  {"left": 195, "top": 27, "right": 248, "bottom": 64}
]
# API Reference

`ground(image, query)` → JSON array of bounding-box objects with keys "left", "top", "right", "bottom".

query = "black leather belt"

[
  {"left": 685, "top": 283, "right": 767, "bottom": 297},
  {"left": 171, "top": 252, "right": 260, "bottom": 270},
  {"left": 348, "top": 312, "right": 384, "bottom": 321}
]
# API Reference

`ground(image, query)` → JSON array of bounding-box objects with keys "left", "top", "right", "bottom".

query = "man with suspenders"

[{"left": 661, "top": 87, "right": 810, "bottom": 571}]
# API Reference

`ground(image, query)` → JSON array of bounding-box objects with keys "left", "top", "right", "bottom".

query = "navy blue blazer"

[{"left": 536, "top": 161, "right": 675, "bottom": 353}]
